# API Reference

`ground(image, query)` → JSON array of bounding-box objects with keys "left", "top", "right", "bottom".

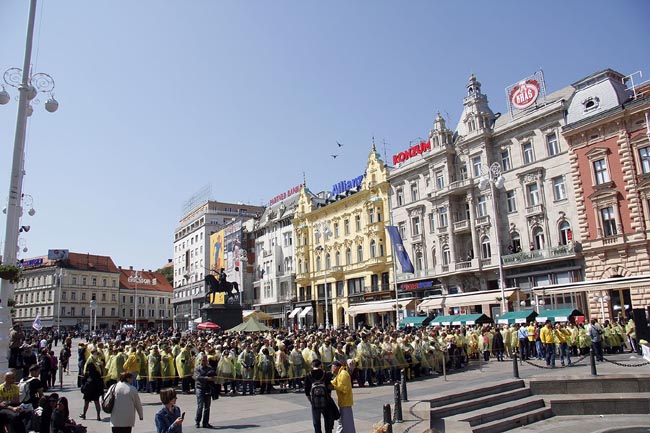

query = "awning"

[
  {"left": 497, "top": 311, "right": 538, "bottom": 325},
  {"left": 299, "top": 306, "right": 313, "bottom": 319},
  {"left": 454, "top": 314, "right": 493, "bottom": 326},
  {"left": 429, "top": 315, "right": 457, "bottom": 326},
  {"left": 535, "top": 308, "right": 584, "bottom": 323},
  {"left": 347, "top": 299, "right": 412, "bottom": 316},
  {"left": 418, "top": 289, "right": 520, "bottom": 311},
  {"left": 288, "top": 307, "right": 302, "bottom": 319},
  {"left": 399, "top": 316, "right": 431, "bottom": 327}
]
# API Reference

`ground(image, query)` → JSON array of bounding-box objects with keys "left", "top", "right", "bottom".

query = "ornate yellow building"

[{"left": 293, "top": 146, "right": 396, "bottom": 328}]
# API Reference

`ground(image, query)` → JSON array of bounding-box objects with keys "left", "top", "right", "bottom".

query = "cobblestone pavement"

[{"left": 48, "top": 341, "right": 649, "bottom": 433}]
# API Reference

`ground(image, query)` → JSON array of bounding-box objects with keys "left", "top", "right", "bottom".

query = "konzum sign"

[
  {"left": 392, "top": 140, "right": 431, "bottom": 165},
  {"left": 509, "top": 79, "right": 540, "bottom": 110}
]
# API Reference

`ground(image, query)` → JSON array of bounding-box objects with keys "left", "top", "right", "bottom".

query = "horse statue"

[{"left": 205, "top": 273, "right": 240, "bottom": 305}]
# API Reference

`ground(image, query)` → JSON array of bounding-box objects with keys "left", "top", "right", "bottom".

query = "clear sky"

[{"left": 1, "top": 0, "right": 648, "bottom": 271}]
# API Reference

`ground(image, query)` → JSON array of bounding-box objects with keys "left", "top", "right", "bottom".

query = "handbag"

[{"left": 101, "top": 384, "right": 116, "bottom": 414}]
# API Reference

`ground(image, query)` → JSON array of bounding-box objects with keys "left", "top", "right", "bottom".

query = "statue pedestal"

[{"left": 201, "top": 303, "right": 243, "bottom": 330}]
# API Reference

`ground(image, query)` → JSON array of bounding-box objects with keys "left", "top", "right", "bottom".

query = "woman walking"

[
  {"left": 80, "top": 362, "right": 104, "bottom": 421},
  {"left": 110, "top": 372, "right": 143, "bottom": 433}
]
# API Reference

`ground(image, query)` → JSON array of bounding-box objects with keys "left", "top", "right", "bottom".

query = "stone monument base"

[{"left": 201, "top": 303, "right": 243, "bottom": 331}]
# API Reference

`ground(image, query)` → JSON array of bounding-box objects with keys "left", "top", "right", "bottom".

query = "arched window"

[
  {"left": 316, "top": 256, "right": 321, "bottom": 272},
  {"left": 325, "top": 253, "right": 331, "bottom": 270},
  {"left": 415, "top": 251, "right": 424, "bottom": 271},
  {"left": 442, "top": 245, "right": 451, "bottom": 265},
  {"left": 298, "top": 259, "right": 303, "bottom": 273},
  {"left": 431, "top": 248, "right": 437, "bottom": 267},
  {"left": 335, "top": 251, "right": 341, "bottom": 267},
  {"left": 370, "top": 240, "right": 377, "bottom": 258},
  {"left": 346, "top": 248, "right": 352, "bottom": 265},
  {"left": 481, "top": 236, "right": 492, "bottom": 259},
  {"left": 357, "top": 245, "right": 363, "bottom": 262},
  {"left": 510, "top": 231, "right": 521, "bottom": 253},
  {"left": 533, "top": 227, "right": 545, "bottom": 250},
  {"left": 379, "top": 240, "right": 384, "bottom": 256},
  {"left": 559, "top": 221, "right": 572, "bottom": 246}
]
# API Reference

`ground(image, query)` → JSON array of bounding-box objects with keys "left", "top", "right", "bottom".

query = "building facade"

[
  {"left": 562, "top": 69, "right": 650, "bottom": 321},
  {"left": 391, "top": 73, "right": 583, "bottom": 319},
  {"left": 293, "top": 147, "right": 397, "bottom": 328},
  {"left": 118, "top": 266, "right": 174, "bottom": 330}
]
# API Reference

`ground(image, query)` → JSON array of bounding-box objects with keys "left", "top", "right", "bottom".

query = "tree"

[{"left": 156, "top": 264, "right": 173, "bottom": 284}]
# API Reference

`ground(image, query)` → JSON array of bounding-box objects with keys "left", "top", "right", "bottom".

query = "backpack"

[
  {"left": 101, "top": 383, "right": 116, "bottom": 414},
  {"left": 310, "top": 379, "right": 328, "bottom": 410},
  {"left": 19, "top": 377, "right": 35, "bottom": 403},
  {"left": 260, "top": 356, "right": 272, "bottom": 374}
]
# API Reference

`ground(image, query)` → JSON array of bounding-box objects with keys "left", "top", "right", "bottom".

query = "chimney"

[
  {"left": 129, "top": 266, "right": 133, "bottom": 270},
  {"left": 167, "top": 259, "right": 172, "bottom": 263},
  {"left": 118, "top": 266, "right": 122, "bottom": 270}
]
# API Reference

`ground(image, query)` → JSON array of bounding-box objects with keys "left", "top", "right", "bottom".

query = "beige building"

[{"left": 293, "top": 147, "right": 399, "bottom": 328}]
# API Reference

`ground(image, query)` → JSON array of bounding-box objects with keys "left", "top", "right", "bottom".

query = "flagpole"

[{"left": 386, "top": 185, "right": 401, "bottom": 329}]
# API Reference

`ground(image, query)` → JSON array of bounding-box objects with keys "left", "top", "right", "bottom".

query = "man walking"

[
  {"left": 540, "top": 320, "right": 556, "bottom": 368},
  {"left": 330, "top": 360, "right": 355, "bottom": 433},
  {"left": 305, "top": 359, "right": 334, "bottom": 433},
  {"left": 517, "top": 324, "right": 529, "bottom": 360},
  {"left": 194, "top": 354, "right": 217, "bottom": 428}
]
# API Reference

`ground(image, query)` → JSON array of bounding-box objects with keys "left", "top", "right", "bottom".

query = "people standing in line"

[
  {"left": 193, "top": 353, "right": 217, "bottom": 429},
  {"left": 330, "top": 360, "right": 356, "bottom": 433},
  {"left": 238, "top": 341, "right": 256, "bottom": 395},
  {"left": 588, "top": 318, "right": 605, "bottom": 362},
  {"left": 109, "top": 372, "right": 143, "bottom": 433},
  {"left": 154, "top": 388, "right": 184, "bottom": 433},
  {"left": 80, "top": 361, "right": 104, "bottom": 421},
  {"left": 305, "top": 359, "right": 335, "bottom": 433},
  {"left": 540, "top": 320, "right": 556, "bottom": 368}
]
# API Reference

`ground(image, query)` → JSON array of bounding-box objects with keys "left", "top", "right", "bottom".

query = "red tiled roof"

[
  {"left": 118, "top": 269, "right": 173, "bottom": 293},
  {"left": 65, "top": 253, "right": 120, "bottom": 273}
]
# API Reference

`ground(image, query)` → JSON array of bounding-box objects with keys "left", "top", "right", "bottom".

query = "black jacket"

[
  {"left": 193, "top": 364, "right": 216, "bottom": 395},
  {"left": 304, "top": 368, "right": 333, "bottom": 402}
]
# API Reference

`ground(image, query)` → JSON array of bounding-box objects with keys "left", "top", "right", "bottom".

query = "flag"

[
  {"left": 32, "top": 313, "right": 43, "bottom": 331},
  {"left": 386, "top": 226, "right": 415, "bottom": 273}
]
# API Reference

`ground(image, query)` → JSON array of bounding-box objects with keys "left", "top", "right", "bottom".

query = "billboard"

[
  {"left": 224, "top": 220, "right": 243, "bottom": 289},
  {"left": 505, "top": 70, "right": 547, "bottom": 116},
  {"left": 209, "top": 230, "right": 225, "bottom": 273}
]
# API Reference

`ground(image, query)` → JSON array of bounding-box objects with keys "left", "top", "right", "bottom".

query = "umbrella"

[
  {"left": 197, "top": 321, "right": 221, "bottom": 330},
  {"left": 242, "top": 310, "right": 274, "bottom": 321},
  {"left": 227, "top": 318, "right": 270, "bottom": 333}
]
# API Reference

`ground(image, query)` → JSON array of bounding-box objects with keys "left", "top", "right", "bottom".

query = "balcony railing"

[
  {"left": 475, "top": 215, "right": 490, "bottom": 226},
  {"left": 525, "top": 204, "right": 544, "bottom": 217},
  {"left": 502, "top": 244, "right": 575, "bottom": 265},
  {"left": 456, "top": 260, "right": 472, "bottom": 269},
  {"left": 453, "top": 219, "right": 469, "bottom": 232}
]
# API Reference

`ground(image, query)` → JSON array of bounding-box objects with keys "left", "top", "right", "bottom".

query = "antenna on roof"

[{"left": 302, "top": 171, "right": 307, "bottom": 187}]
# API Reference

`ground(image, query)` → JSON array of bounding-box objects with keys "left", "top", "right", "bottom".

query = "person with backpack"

[
  {"left": 19, "top": 364, "right": 44, "bottom": 408},
  {"left": 305, "top": 359, "right": 335, "bottom": 433}
]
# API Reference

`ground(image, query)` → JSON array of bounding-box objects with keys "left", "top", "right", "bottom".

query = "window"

[
  {"left": 559, "top": 221, "right": 572, "bottom": 245},
  {"left": 316, "top": 256, "right": 321, "bottom": 272},
  {"left": 436, "top": 171, "right": 445, "bottom": 190},
  {"left": 370, "top": 240, "right": 377, "bottom": 258},
  {"left": 410, "top": 182, "right": 419, "bottom": 201},
  {"left": 398, "top": 223, "right": 406, "bottom": 239},
  {"left": 601, "top": 206, "right": 617, "bottom": 237},
  {"left": 82, "top": 277, "right": 87, "bottom": 286},
  {"left": 368, "top": 209, "right": 375, "bottom": 224},
  {"left": 70, "top": 307, "right": 75, "bottom": 317},
  {"left": 501, "top": 150, "right": 511, "bottom": 171},
  {"left": 546, "top": 133, "right": 560, "bottom": 156},
  {"left": 523, "top": 142, "right": 534, "bottom": 164},
  {"left": 481, "top": 237, "right": 492, "bottom": 259},
  {"left": 553, "top": 176, "right": 567, "bottom": 201},
  {"left": 102, "top": 278, "right": 107, "bottom": 287},
  {"left": 439, "top": 207, "right": 449, "bottom": 227},
  {"left": 396, "top": 188, "right": 404, "bottom": 206},
  {"left": 71, "top": 292, "right": 76, "bottom": 301},
  {"left": 442, "top": 245, "right": 451, "bottom": 265},
  {"left": 429, "top": 213, "right": 436, "bottom": 232},
  {"left": 346, "top": 248, "right": 352, "bottom": 265},
  {"left": 415, "top": 251, "right": 424, "bottom": 271},
  {"left": 476, "top": 195, "right": 488, "bottom": 217},
  {"left": 101, "top": 293, "right": 106, "bottom": 301},
  {"left": 506, "top": 190, "right": 517, "bottom": 213},
  {"left": 357, "top": 245, "right": 363, "bottom": 262},
  {"left": 472, "top": 156, "right": 482, "bottom": 177},
  {"left": 594, "top": 159, "right": 610, "bottom": 184},
  {"left": 527, "top": 183, "right": 540, "bottom": 206},
  {"left": 325, "top": 253, "right": 331, "bottom": 269},
  {"left": 640, "top": 147, "right": 650, "bottom": 174},
  {"left": 355, "top": 215, "right": 361, "bottom": 231},
  {"left": 335, "top": 251, "right": 341, "bottom": 266},
  {"left": 459, "top": 163, "right": 468, "bottom": 180},
  {"left": 411, "top": 216, "right": 421, "bottom": 236},
  {"left": 533, "top": 227, "right": 546, "bottom": 250},
  {"left": 510, "top": 232, "right": 521, "bottom": 253},
  {"left": 344, "top": 219, "right": 350, "bottom": 235},
  {"left": 334, "top": 223, "right": 339, "bottom": 238}
]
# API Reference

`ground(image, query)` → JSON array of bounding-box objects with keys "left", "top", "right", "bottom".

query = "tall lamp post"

[
  {"left": 591, "top": 291, "right": 610, "bottom": 321},
  {"left": 0, "top": 0, "right": 59, "bottom": 371},
  {"left": 479, "top": 162, "right": 507, "bottom": 313},
  {"left": 314, "top": 221, "right": 332, "bottom": 329},
  {"left": 56, "top": 268, "right": 64, "bottom": 333},
  {"left": 130, "top": 270, "right": 141, "bottom": 330}
]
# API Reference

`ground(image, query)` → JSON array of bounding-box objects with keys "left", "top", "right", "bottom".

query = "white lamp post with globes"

[
  {"left": 591, "top": 292, "right": 610, "bottom": 321},
  {"left": 0, "top": 0, "right": 59, "bottom": 371},
  {"left": 314, "top": 221, "right": 332, "bottom": 329}
]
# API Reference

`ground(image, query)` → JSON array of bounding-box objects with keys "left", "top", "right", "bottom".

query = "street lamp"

[
  {"left": 130, "top": 270, "right": 143, "bottom": 330},
  {"left": 478, "top": 162, "right": 507, "bottom": 313},
  {"left": 591, "top": 291, "right": 610, "bottom": 321},
  {"left": 314, "top": 221, "right": 332, "bottom": 329},
  {"left": 0, "top": 0, "right": 59, "bottom": 371},
  {"left": 55, "top": 268, "right": 64, "bottom": 333}
]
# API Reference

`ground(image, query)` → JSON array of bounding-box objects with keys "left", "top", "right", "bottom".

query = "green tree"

[{"left": 156, "top": 264, "right": 173, "bottom": 284}]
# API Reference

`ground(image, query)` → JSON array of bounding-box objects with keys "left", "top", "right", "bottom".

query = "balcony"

[
  {"left": 437, "top": 225, "right": 449, "bottom": 233},
  {"left": 456, "top": 260, "right": 472, "bottom": 270},
  {"left": 480, "top": 258, "right": 492, "bottom": 266},
  {"left": 475, "top": 215, "right": 490, "bottom": 226},
  {"left": 525, "top": 204, "right": 544, "bottom": 217},
  {"left": 411, "top": 233, "right": 424, "bottom": 243},
  {"left": 453, "top": 219, "right": 470, "bottom": 233},
  {"left": 502, "top": 244, "right": 575, "bottom": 265},
  {"left": 448, "top": 178, "right": 471, "bottom": 191}
]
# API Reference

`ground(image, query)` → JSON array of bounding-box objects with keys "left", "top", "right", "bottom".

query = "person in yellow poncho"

[
  {"left": 123, "top": 347, "right": 140, "bottom": 388},
  {"left": 330, "top": 361, "right": 356, "bottom": 433},
  {"left": 161, "top": 346, "right": 175, "bottom": 388},
  {"left": 147, "top": 346, "right": 161, "bottom": 394},
  {"left": 136, "top": 345, "right": 148, "bottom": 392},
  {"left": 175, "top": 345, "right": 194, "bottom": 394}
]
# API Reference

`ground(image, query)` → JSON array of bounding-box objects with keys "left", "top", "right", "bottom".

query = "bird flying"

[
  {"left": 336, "top": 141, "right": 343, "bottom": 147},
  {"left": 331, "top": 154, "right": 339, "bottom": 159}
]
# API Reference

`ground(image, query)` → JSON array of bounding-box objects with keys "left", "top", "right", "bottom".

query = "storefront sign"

[
  {"left": 509, "top": 79, "right": 540, "bottom": 110},
  {"left": 399, "top": 280, "right": 435, "bottom": 291},
  {"left": 127, "top": 275, "right": 158, "bottom": 285},
  {"left": 21, "top": 257, "right": 44, "bottom": 268},
  {"left": 392, "top": 141, "right": 431, "bottom": 165},
  {"left": 332, "top": 175, "right": 364, "bottom": 195},
  {"left": 269, "top": 184, "right": 301, "bottom": 206}
]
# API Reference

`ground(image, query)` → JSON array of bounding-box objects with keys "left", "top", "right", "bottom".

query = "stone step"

[
  {"left": 530, "top": 375, "right": 650, "bottom": 395},
  {"left": 550, "top": 395, "right": 650, "bottom": 416},
  {"left": 429, "top": 379, "right": 524, "bottom": 409},
  {"left": 460, "top": 397, "right": 546, "bottom": 427},
  {"left": 471, "top": 406, "right": 554, "bottom": 433},
  {"left": 430, "top": 387, "right": 531, "bottom": 419}
]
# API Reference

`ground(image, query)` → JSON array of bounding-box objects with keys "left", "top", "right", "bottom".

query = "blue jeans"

[
  {"left": 559, "top": 342, "right": 571, "bottom": 365},
  {"left": 519, "top": 339, "right": 529, "bottom": 359},
  {"left": 195, "top": 392, "right": 211, "bottom": 426},
  {"left": 536, "top": 341, "right": 544, "bottom": 359},
  {"left": 311, "top": 406, "right": 334, "bottom": 433},
  {"left": 544, "top": 344, "right": 555, "bottom": 367}
]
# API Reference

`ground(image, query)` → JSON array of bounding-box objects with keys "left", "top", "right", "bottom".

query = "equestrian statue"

[{"left": 205, "top": 268, "right": 240, "bottom": 305}]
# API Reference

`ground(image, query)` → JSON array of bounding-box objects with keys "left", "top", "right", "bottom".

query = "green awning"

[
  {"left": 535, "top": 309, "right": 584, "bottom": 323},
  {"left": 400, "top": 316, "right": 431, "bottom": 327},
  {"left": 453, "top": 314, "right": 493, "bottom": 325},
  {"left": 497, "top": 311, "right": 538, "bottom": 325},
  {"left": 429, "top": 315, "right": 456, "bottom": 325}
]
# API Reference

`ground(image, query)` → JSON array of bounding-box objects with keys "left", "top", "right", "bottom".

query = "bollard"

[
  {"left": 59, "top": 367, "right": 63, "bottom": 390},
  {"left": 400, "top": 369, "right": 408, "bottom": 402},
  {"left": 512, "top": 354, "right": 520, "bottom": 379},
  {"left": 393, "top": 382, "right": 403, "bottom": 423},
  {"left": 442, "top": 351, "right": 447, "bottom": 382},
  {"left": 383, "top": 404, "right": 393, "bottom": 433},
  {"left": 590, "top": 350, "right": 597, "bottom": 376}
]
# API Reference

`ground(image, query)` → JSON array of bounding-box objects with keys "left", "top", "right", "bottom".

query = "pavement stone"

[{"left": 49, "top": 341, "right": 649, "bottom": 433}]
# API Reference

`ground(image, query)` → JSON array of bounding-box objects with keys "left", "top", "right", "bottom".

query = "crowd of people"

[{"left": 0, "top": 315, "right": 642, "bottom": 433}]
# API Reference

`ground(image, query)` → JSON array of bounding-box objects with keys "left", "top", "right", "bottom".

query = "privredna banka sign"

[
  {"left": 392, "top": 140, "right": 431, "bottom": 165},
  {"left": 269, "top": 184, "right": 301, "bottom": 206},
  {"left": 509, "top": 79, "right": 540, "bottom": 110}
]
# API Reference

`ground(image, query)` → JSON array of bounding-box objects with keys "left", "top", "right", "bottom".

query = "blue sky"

[{"left": 1, "top": 0, "right": 648, "bottom": 271}]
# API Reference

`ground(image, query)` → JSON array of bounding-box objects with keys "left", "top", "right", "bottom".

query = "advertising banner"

[{"left": 209, "top": 230, "right": 225, "bottom": 272}]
